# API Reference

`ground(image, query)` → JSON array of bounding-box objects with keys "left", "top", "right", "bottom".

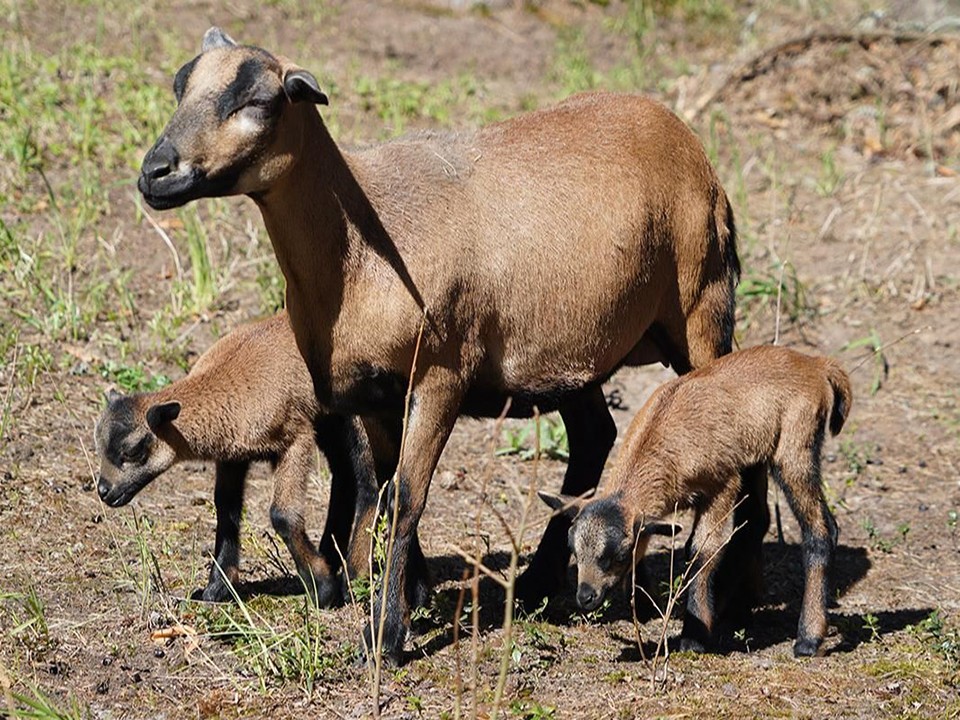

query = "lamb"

[
  {"left": 135, "top": 27, "right": 763, "bottom": 663},
  {"left": 541, "top": 345, "right": 852, "bottom": 657},
  {"left": 94, "top": 311, "right": 426, "bottom": 606}
]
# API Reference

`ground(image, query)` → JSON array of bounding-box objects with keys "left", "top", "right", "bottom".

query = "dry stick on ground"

[
  {"left": 331, "top": 535, "right": 374, "bottom": 690},
  {"left": 490, "top": 408, "right": 543, "bottom": 717},
  {"left": 453, "top": 569, "right": 470, "bottom": 720},
  {"left": 847, "top": 326, "right": 930, "bottom": 375},
  {"left": 371, "top": 312, "right": 428, "bottom": 718},
  {"left": 686, "top": 30, "right": 960, "bottom": 122},
  {"left": 463, "top": 397, "right": 513, "bottom": 719}
]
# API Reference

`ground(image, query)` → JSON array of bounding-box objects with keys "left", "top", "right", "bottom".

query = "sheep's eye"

[
  {"left": 123, "top": 438, "right": 150, "bottom": 464},
  {"left": 235, "top": 96, "right": 278, "bottom": 119}
]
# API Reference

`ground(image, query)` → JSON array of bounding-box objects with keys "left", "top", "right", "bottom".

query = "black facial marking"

[
  {"left": 580, "top": 496, "right": 630, "bottom": 566},
  {"left": 216, "top": 58, "right": 267, "bottom": 122},
  {"left": 101, "top": 396, "right": 137, "bottom": 467},
  {"left": 173, "top": 56, "right": 199, "bottom": 102}
]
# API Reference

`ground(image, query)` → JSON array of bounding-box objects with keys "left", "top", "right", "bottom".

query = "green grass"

[
  {"left": 353, "top": 72, "right": 484, "bottom": 137},
  {"left": 7, "top": 685, "right": 88, "bottom": 720}
]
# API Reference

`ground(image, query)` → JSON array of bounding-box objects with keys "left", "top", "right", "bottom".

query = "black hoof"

[
  {"left": 679, "top": 637, "right": 708, "bottom": 654},
  {"left": 363, "top": 622, "right": 405, "bottom": 667},
  {"left": 301, "top": 572, "right": 342, "bottom": 608},
  {"left": 793, "top": 637, "right": 821, "bottom": 657},
  {"left": 192, "top": 583, "right": 232, "bottom": 603}
]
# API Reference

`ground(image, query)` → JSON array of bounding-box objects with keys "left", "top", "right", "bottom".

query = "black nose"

[
  {"left": 141, "top": 136, "right": 179, "bottom": 181},
  {"left": 97, "top": 477, "right": 111, "bottom": 500},
  {"left": 576, "top": 583, "right": 598, "bottom": 609}
]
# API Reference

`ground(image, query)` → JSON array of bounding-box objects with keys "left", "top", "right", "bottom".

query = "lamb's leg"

[
  {"left": 515, "top": 385, "right": 617, "bottom": 611},
  {"left": 199, "top": 460, "right": 249, "bottom": 602},
  {"left": 365, "top": 377, "right": 462, "bottom": 666},
  {"left": 680, "top": 478, "right": 740, "bottom": 653},
  {"left": 270, "top": 431, "right": 340, "bottom": 607},
  {"left": 314, "top": 414, "right": 363, "bottom": 577},
  {"left": 773, "top": 440, "right": 836, "bottom": 657}
]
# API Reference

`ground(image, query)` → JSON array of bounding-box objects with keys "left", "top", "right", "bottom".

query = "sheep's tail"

[{"left": 823, "top": 358, "right": 853, "bottom": 436}]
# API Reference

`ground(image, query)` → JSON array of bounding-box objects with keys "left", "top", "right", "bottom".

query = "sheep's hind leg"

[
  {"left": 772, "top": 444, "right": 836, "bottom": 657},
  {"left": 197, "top": 460, "right": 249, "bottom": 602},
  {"left": 515, "top": 385, "right": 617, "bottom": 612}
]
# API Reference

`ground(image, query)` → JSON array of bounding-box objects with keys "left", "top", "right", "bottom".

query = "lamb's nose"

[
  {"left": 97, "top": 476, "right": 110, "bottom": 500},
  {"left": 576, "top": 584, "right": 598, "bottom": 609}
]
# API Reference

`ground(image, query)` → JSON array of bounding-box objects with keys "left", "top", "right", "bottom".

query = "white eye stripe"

[{"left": 234, "top": 111, "right": 263, "bottom": 135}]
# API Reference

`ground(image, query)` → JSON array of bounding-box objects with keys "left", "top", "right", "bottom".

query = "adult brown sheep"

[{"left": 137, "top": 27, "right": 763, "bottom": 663}]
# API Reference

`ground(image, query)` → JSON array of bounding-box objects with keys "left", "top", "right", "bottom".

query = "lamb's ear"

[
  {"left": 146, "top": 401, "right": 181, "bottom": 434},
  {"left": 201, "top": 27, "right": 237, "bottom": 52},
  {"left": 538, "top": 491, "right": 585, "bottom": 518},
  {"left": 282, "top": 68, "right": 328, "bottom": 105},
  {"left": 638, "top": 521, "right": 683, "bottom": 538}
]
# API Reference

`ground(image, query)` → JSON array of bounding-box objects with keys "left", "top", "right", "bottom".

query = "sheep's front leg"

[
  {"left": 270, "top": 431, "right": 340, "bottom": 607},
  {"left": 516, "top": 385, "right": 617, "bottom": 610},
  {"left": 365, "top": 380, "right": 461, "bottom": 666},
  {"left": 680, "top": 478, "right": 740, "bottom": 652},
  {"left": 343, "top": 416, "right": 431, "bottom": 609},
  {"left": 197, "top": 460, "right": 250, "bottom": 602}
]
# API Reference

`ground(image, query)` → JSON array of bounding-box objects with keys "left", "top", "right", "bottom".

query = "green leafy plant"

[
  {"left": 842, "top": 329, "right": 889, "bottom": 395},
  {"left": 497, "top": 417, "right": 569, "bottom": 461}
]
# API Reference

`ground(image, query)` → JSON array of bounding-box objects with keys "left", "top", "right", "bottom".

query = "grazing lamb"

[
  {"left": 136, "top": 27, "right": 764, "bottom": 662},
  {"left": 542, "top": 345, "right": 852, "bottom": 657},
  {"left": 94, "top": 312, "right": 426, "bottom": 606}
]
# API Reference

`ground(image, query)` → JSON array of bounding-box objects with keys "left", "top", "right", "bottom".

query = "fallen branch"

[{"left": 687, "top": 29, "right": 960, "bottom": 121}]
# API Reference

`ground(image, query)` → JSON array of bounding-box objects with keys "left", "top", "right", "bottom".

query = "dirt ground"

[{"left": 1, "top": 1, "right": 959, "bottom": 718}]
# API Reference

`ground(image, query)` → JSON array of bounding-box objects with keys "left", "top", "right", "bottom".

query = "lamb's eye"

[{"left": 123, "top": 438, "right": 150, "bottom": 464}]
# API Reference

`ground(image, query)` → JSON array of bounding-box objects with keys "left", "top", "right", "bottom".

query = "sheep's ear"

[
  {"left": 538, "top": 491, "right": 585, "bottom": 518},
  {"left": 283, "top": 69, "right": 328, "bottom": 105},
  {"left": 201, "top": 27, "right": 237, "bottom": 52},
  {"left": 146, "top": 401, "right": 181, "bottom": 433},
  {"left": 638, "top": 521, "right": 682, "bottom": 538}
]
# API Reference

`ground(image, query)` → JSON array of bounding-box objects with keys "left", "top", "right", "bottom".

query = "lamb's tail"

[{"left": 824, "top": 358, "right": 853, "bottom": 436}]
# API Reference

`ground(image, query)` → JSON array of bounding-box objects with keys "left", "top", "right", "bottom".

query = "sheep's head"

[
  {"left": 94, "top": 391, "right": 181, "bottom": 507},
  {"left": 138, "top": 27, "right": 327, "bottom": 210},
  {"left": 539, "top": 491, "right": 679, "bottom": 612}
]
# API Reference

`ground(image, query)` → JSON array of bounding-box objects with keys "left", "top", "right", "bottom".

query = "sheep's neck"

[{"left": 251, "top": 109, "right": 354, "bottom": 381}]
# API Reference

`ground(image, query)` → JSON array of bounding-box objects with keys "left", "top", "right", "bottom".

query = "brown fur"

[
  {"left": 555, "top": 345, "right": 852, "bottom": 657},
  {"left": 94, "top": 312, "right": 422, "bottom": 606},
  {"left": 138, "top": 28, "right": 745, "bottom": 662}
]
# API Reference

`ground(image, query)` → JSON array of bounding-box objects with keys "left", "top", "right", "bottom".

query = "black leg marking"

[{"left": 199, "top": 460, "right": 249, "bottom": 602}]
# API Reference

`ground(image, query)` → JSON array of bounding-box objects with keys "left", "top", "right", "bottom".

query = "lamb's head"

[
  {"left": 138, "top": 27, "right": 327, "bottom": 210},
  {"left": 539, "top": 491, "right": 679, "bottom": 612},
  {"left": 94, "top": 391, "right": 181, "bottom": 507}
]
